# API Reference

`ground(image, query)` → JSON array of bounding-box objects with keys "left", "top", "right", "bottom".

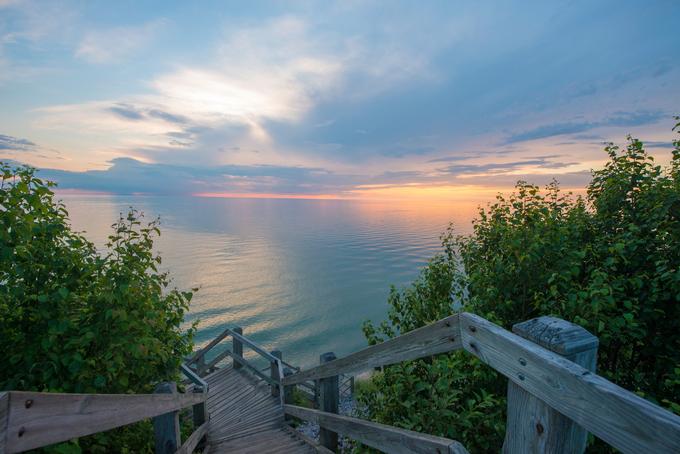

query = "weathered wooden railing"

[
  {"left": 282, "top": 312, "right": 680, "bottom": 454},
  {"left": 0, "top": 363, "right": 209, "bottom": 454},
  {"left": 4, "top": 313, "right": 680, "bottom": 453},
  {"left": 184, "top": 325, "right": 290, "bottom": 401}
]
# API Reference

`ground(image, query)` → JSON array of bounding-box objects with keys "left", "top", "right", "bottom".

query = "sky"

[{"left": 1, "top": 0, "right": 679, "bottom": 200}]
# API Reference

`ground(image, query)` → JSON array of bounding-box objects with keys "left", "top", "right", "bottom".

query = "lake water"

[{"left": 60, "top": 195, "right": 479, "bottom": 368}]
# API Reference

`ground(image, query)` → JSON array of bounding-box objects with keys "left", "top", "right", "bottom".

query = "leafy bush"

[
  {"left": 0, "top": 164, "right": 196, "bottom": 452},
  {"left": 360, "top": 118, "right": 680, "bottom": 452}
]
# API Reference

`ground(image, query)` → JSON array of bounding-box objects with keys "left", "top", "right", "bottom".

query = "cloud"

[
  {"left": 38, "top": 157, "right": 361, "bottom": 196},
  {"left": 505, "top": 111, "right": 666, "bottom": 144},
  {"left": 76, "top": 20, "right": 166, "bottom": 64},
  {"left": 108, "top": 103, "right": 188, "bottom": 125},
  {"left": 438, "top": 157, "right": 578, "bottom": 177},
  {"left": 0, "top": 133, "right": 36, "bottom": 151}
]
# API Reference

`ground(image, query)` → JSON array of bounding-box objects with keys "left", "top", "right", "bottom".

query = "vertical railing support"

[
  {"left": 153, "top": 382, "right": 181, "bottom": 454},
  {"left": 503, "top": 316, "right": 599, "bottom": 454},
  {"left": 233, "top": 326, "right": 243, "bottom": 370},
  {"left": 271, "top": 350, "right": 282, "bottom": 397},
  {"left": 196, "top": 355, "right": 206, "bottom": 375},
  {"left": 192, "top": 385, "right": 208, "bottom": 450},
  {"left": 319, "top": 352, "right": 339, "bottom": 451},
  {"left": 283, "top": 367, "right": 295, "bottom": 421}
]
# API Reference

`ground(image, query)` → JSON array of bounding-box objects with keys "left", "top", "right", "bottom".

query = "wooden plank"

[
  {"left": 200, "top": 349, "right": 231, "bottom": 376},
  {"left": 460, "top": 312, "right": 680, "bottom": 454},
  {"left": 284, "top": 314, "right": 462, "bottom": 385},
  {"left": 181, "top": 364, "right": 209, "bottom": 391},
  {"left": 284, "top": 405, "right": 468, "bottom": 454},
  {"left": 503, "top": 316, "right": 599, "bottom": 454},
  {"left": 4, "top": 390, "right": 206, "bottom": 453},
  {"left": 319, "top": 352, "right": 339, "bottom": 451},
  {"left": 271, "top": 351, "right": 282, "bottom": 398},
  {"left": 0, "top": 392, "right": 8, "bottom": 454},
  {"left": 283, "top": 424, "right": 334, "bottom": 454},
  {"left": 228, "top": 329, "right": 281, "bottom": 363},
  {"left": 232, "top": 326, "right": 244, "bottom": 370},
  {"left": 187, "top": 328, "right": 231, "bottom": 365},
  {"left": 153, "top": 382, "right": 181, "bottom": 454},
  {"left": 230, "top": 353, "right": 279, "bottom": 386},
  {"left": 176, "top": 420, "right": 209, "bottom": 454}
]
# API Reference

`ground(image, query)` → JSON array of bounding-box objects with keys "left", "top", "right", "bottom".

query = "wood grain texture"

[
  {"left": 228, "top": 329, "right": 280, "bottom": 363},
  {"left": 176, "top": 420, "right": 209, "bottom": 454},
  {"left": 181, "top": 363, "right": 209, "bottom": 391},
  {"left": 461, "top": 312, "right": 680, "bottom": 454},
  {"left": 284, "top": 405, "right": 469, "bottom": 454},
  {"left": 284, "top": 314, "right": 462, "bottom": 385},
  {"left": 0, "top": 392, "right": 8, "bottom": 454},
  {"left": 503, "top": 317, "right": 598, "bottom": 454},
  {"left": 232, "top": 326, "right": 244, "bottom": 370},
  {"left": 4, "top": 390, "right": 206, "bottom": 453},
  {"left": 229, "top": 352, "right": 279, "bottom": 386},
  {"left": 153, "top": 382, "right": 181, "bottom": 454},
  {"left": 319, "top": 352, "right": 339, "bottom": 451},
  {"left": 200, "top": 349, "right": 231, "bottom": 376},
  {"left": 271, "top": 351, "right": 282, "bottom": 398},
  {"left": 187, "top": 328, "right": 230, "bottom": 365},
  {"left": 283, "top": 423, "right": 334, "bottom": 453}
]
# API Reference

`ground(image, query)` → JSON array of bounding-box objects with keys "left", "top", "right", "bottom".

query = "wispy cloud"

[
  {"left": 505, "top": 111, "right": 666, "bottom": 144},
  {"left": 76, "top": 19, "right": 167, "bottom": 64},
  {"left": 0, "top": 133, "right": 36, "bottom": 151}
]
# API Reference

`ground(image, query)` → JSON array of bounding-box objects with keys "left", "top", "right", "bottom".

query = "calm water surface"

[{"left": 61, "top": 195, "right": 478, "bottom": 368}]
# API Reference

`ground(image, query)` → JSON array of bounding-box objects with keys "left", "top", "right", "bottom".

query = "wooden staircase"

[
  {"left": 202, "top": 365, "right": 316, "bottom": 453},
  {"left": 2, "top": 313, "right": 680, "bottom": 453}
]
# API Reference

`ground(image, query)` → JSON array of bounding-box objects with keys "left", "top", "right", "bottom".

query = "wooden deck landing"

[{"left": 203, "top": 365, "right": 317, "bottom": 453}]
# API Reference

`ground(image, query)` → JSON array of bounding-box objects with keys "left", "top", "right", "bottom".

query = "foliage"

[
  {"left": 0, "top": 164, "right": 196, "bottom": 452},
  {"left": 360, "top": 118, "right": 680, "bottom": 452}
]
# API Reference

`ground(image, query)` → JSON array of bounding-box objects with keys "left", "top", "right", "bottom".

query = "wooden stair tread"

[{"left": 201, "top": 365, "right": 316, "bottom": 453}]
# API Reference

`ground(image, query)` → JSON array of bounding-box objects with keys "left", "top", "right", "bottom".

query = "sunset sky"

[{"left": 1, "top": 0, "right": 679, "bottom": 200}]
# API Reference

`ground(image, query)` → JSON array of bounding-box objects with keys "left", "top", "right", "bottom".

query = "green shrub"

[
  {"left": 0, "top": 164, "right": 196, "bottom": 452},
  {"left": 360, "top": 118, "right": 680, "bottom": 452}
]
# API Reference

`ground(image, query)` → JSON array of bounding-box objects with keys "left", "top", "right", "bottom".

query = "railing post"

[
  {"left": 271, "top": 350, "right": 282, "bottom": 397},
  {"left": 283, "top": 367, "right": 295, "bottom": 421},
  {"left": 192, "top": 385, "right": 208, "bottom": 450},
  {"left": 503, "top": 316, "right": 599, "bottom": 454},
  {"left": 319, "top": 352, "right": 339, "bottom": 451},
  {"left": 233, "top": 326, "right": 243, "bottom": 370},
  {"left": 197, "top": 355, "right": 206, "bottom": 375},
  {"left": 153, "top": 382, "right": 181, "bottom": 454}
]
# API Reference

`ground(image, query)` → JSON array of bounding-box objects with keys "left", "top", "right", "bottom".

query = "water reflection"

[{"left": 60, "top": 195, "right": 480, "bottom": 367}]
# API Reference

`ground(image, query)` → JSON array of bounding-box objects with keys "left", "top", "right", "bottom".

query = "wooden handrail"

[
  {"left": 227, "top": 329, "right": 280, "bottom": 363},
  {"left": 284, "top": 405, "right": 468, "bottom": 454},
  {"left": 0, "top": 390, "right": 207, "bottom": 453},
  {"left": 180, "top": 364, "right": 208, "bottom": 390},
  {"left": 460, "top": 313, "right": 680, "bottom": 454},
  {"left": 282, "top": 312, "right": 680, "bottom": 453},
  {"left": 186, "top": 327, "right": 231, "bottom": 365},
  {"left": 228, "top": 351, "right": 279, "bottom": 386},
  {"left": 176, "top": 420, "right": 209, "bottom": 454},
  {"left": 283, "top": 313, "right": 462, "bottom": 385}
]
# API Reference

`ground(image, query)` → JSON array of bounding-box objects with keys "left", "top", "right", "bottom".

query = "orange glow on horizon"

[{"left": 193, "top": 192, "right": 344, "bottom": 200}]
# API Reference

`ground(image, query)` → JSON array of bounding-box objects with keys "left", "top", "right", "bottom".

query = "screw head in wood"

[
  {"left": 18, "top": 427, "right": 25, "bottom": 437},
  {"left": 518, "top": 373, "right": 525, "bottom": 381},
  {"left": 25, "top": 399, "right": 33, "bottom": 408},
  {"left": 518, "top": 358, "right": 527, "bottom": 366},
  {"left": 468, "top": 325, "right": 477, "bottom": 333},
  {"left": 536, "top": 423, "right": 544, "bottom": 435}
]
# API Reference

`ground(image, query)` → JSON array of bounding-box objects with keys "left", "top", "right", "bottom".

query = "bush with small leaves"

[
  {"left": 360, "top": 118, "right": 680, "bottom": 453},
  {"left": 0, "top": 164, "right": 196, "bottom": 452}
]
